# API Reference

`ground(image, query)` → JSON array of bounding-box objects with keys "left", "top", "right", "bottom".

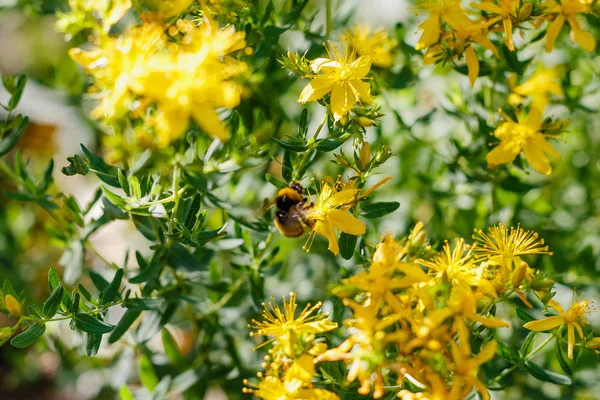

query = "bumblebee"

[{"left": 274, "top": 183, "right": 312, "bottom": 237}]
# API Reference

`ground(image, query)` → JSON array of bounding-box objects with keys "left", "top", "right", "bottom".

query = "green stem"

[
  {"left": 196, "top": 274, "right": 247, "bottom": 321},
  {"left": 489, "top": 334, "right": 555, "bottom": 386},
  {"left": 0, "top": 159, "right": 20, "bottom": 183},
  {"left": 292, "top": 113, "right": 328, "bottom": 181},
  {"left": 167, "top": 164, "right": 181, "bottom": 236}
]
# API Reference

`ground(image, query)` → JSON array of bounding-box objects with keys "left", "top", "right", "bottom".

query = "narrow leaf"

[
  {"left": 11, "top": 323, "right": 46, "bottom": 348},
  {"left": 524, "top": 360, "right": 572, "bottom": 385},
  {"left": 42, "top": 283, "right": 64, "bottom": 318},
  {"left": 74, "top": 314, "right": 115, "bottom": 334}
]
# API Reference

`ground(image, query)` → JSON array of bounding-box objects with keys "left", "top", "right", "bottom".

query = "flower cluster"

[
  {"left": 61, "top": 1, "right": 247, "bottom": 149},
  {"left": 244, "top": 293, "right": 339, "bottom": 399},
  {"left": 248, "top": 223, "right": 597, "bottom": 399},
  {"left": 415, "top": 0, "right": 598, "bottom": 86},
  {"left": 486, "top": 65, "right": 569, "bottom": 175}
]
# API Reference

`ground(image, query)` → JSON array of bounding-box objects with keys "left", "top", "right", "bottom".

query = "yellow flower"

[
  {"left": 509, "top": 65, "right": 563, "bottom": 111},
  {"left": 4, "top": 294, "right": 21, "bottom": 317},
  {"left": 449, "top": 318, "right": 497, "bottom": 400},
  {"left": 473, "top": 224, "right": 551, "bottom": 271},
  {"left": 344, "top": 235, "right": 428, "bottom": 307},
  {"left": 486, "top": 107, "right": 561, "bottom": 175},
  {"left": 317, "top": 300, "right": 396, "bottom": 399},
  {"left": 248, "top": 293, "right": 337, "bottom": 356},
  {"left": 69, "top": 21, "right": 167, "bottom": 123},
  {"left": 419, "top": 239, "right": 494, "bottom": 295},
  {"left": 544, "top": 0, "right": 596, "bottom": 52},
  {"left": 298, "top": 42, "right": 373, "bottom": 122},
  {"left": 70, "top": 13, "right": 247, "bottom": 148},
  {"left": 342, "top": 25, "right": 396, "bottom": 68},
  {"left": 413, "top": 0, "right": 472, "bottom": 50},
  {"left": 303, "top": 182, "right": 366, "bottom": 255},
  {"left": 245, "top": 355, "right": 340, "bottom": 400},
  {"left": 422, "top": 22, "right": 499, "bottom": 86},
  {"left": 471, "top": 0, "right": 520, "bottom": 51},
  {"left": 449, "top": 286, "right": 509, "bottom": 328},
  {"left": 523, "top": 296, "right": 595, "bottom": 359}
]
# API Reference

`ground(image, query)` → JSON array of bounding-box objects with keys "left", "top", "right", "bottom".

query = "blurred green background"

[{"left": 0, "top": 0, "right": 599, "bottom": 399}]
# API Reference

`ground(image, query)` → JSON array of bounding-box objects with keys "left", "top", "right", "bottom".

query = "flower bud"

[
  {"left": 0, "top": 327, "right": 14, "bottom": 340},
  {"left": 356, "top": 116, "right": 375, "bottom": 127},
  {"left": 587, "top": 337, "right": 600, "bottom": 350},
  {"left": 519, "top": 3, "right": 532, "bottom": 20},
  {"left": 359, "top": 141, "right": 371, "bottom": 171},
  {"left": 4, "top": 294, "right": 21, "bottom": 317},
  {"left": 511, "top": 261, "right": 527, "bottom": 288}
]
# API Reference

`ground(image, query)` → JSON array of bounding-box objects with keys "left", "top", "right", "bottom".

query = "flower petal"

[
  {"left": 298, "top": 75, "right": 335, "bottom": 103},
  {"left": 327, "top": 189, "right": 360, "bottom": 207},
  {"left": 348, "top": 56, "right": 372, "bottom": 79},
  {"left": 327, "top": 209, "right": 366, "bottom": 236},
  {"left": 416, "top": 15, "right": 441, "bottom": 50},
  {"left": 523, "top": 316, "right": 564, "bottom": 331},
  {"left": 545, "top": 15, "right": 565, "bottom": 52},
  {"left": 465, "top": 46, "right": 479, "bottom": 87},
  {"left": 192, "top": 105, "right": 228, "bottom": 141},
  {"left": 330, "top": 82, "right": 356, "bottom": 121},
  {"left": 568, "top": 323, "right": 574, "bottom": 359},
  {"left": 522, "top": 136, "right": 553, "bottom": 175},
  {"left": 567, "top": 16, "right": 596, "bottom": 51},
  {"left": 486, "top": 138, "right": 521, "bottom": 168}
]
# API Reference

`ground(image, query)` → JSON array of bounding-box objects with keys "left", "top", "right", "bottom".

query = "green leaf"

[
  {"left": 139, "top": 354, "right": 159, "bottom": 390},
  {"left": 524, "top": 360, "right": 572, "bottom": 385},
  {"left": 119, "top": 385, "right": 134, "bottom": 400},
  {"left": 298, "top": 108, "right": 309, "bottom": 138},
  {"left": 89, "top": 271, "right": 109, "bottom": 291},
  {"left": 2, "top": 75, "right": 16, "bottom": 92},
  {"left": 270, "top": 136, "right": 308, "bottom": 152},
  {"left": 361, "top": 202, "right": 400, "bottom": 219},
  {"left": 74, "top": 314, "right": 115, "bottom": 334},
  {"left": 124, "top": 298, "right": 165, "bottom": 311},
  {"left": 37, "top": 159, "right": 54, "bottom": 193},
  {"left": 78, "top": 284, "right": 93, "bottom": 302},
  {"left": 101, "top": 185, "right": 127, "bottom": 209},
  {"left": 2, "top": 279, "right": 18, "bottom": 299},
  {"left": 42, "top": 283, "right": 64, "bottom": 318},
  {"left": 108, "top": 309, "right": 141, "bottom": 344},
  {"left": 516, "top": 308, "right": 535, "bottom": 323},
  {"left": 520, "top": 331, "right": 536, "bottom": 357},
  {"left": 8, "top": 75, "right": 27, "bottom": 109},
  {"left": 315, "top": 138, "right": 344, "bottom": 152},
  {"left": 61, "top": 154, "right": 90, "bottom": 176},
  {"left": 11, "top": 323, "right": 46, "bottom": 348},
  {"left": 162, "top": 328, "right": 185, "bottom": 366},
  {"left": 184, "top": 193, "right": 202, "bottom": 230},
  {"left": 282, "top": 149, "right": 293, "bottom": 182},
  {"left": 339, "top": 232, "right": 357, "bottom": 260},
  {"left": 496, "top": 340, "right": 520, "bottom": 364},
  {"left": 81, "top": 144, "right": 120, "bottom": 187},
  {"left": 0, "top": 116, "right": 29, "bottom": 157},
  {"left": 70, "top": 293, "right": 80, "bottom": 315},
  {"left": 48, "top": 268, "right": 72, "bottom": 311},
  {"left": 100, "top": 269, "right": 123, "bottom": 305},
  {"left": 85, "top": 333, "right": 102, "bottom": 357},
  {"left": 130, "top": 252, "right": 164, "bottom": 283},
  {"left": 117, "top": 169, "right": 130, "bottom": 196},
  {"left": 554, "top": 340, "right": 572, "bottom": 375}
]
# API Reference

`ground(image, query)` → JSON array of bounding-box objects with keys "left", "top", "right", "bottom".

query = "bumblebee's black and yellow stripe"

[{"left": 274, "top": 183, "right": 311, "bottom": 237}]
